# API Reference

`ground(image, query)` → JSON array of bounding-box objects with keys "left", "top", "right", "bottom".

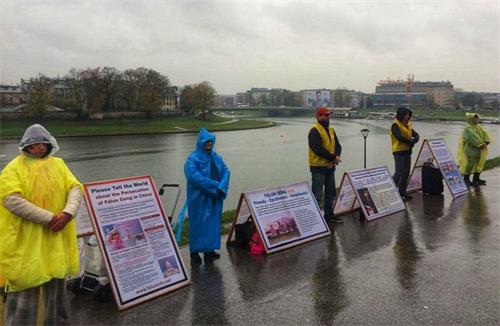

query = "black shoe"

[
  {"left": 463, "top": 175, "right": 471, "bottom": 187},
  {"left": 190, "top": 252, "right": 202, "bottom": 264},
  {"left": 204, "top": 251, "right": 220, "bottom": 262},
  {"left": 401, "top": 194, "right": 412, "bottom": 200}
]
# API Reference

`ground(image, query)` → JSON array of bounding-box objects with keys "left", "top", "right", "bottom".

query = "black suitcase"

[{"left": 422, "top": 163, "right": 444, "bottom": 195}]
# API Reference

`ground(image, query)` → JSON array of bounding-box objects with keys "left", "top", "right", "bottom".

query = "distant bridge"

[{"left": 211, "top": 106, "right": 314, "bottom": 117}]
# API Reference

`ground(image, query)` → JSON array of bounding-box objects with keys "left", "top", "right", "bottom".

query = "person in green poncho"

[{"left": 458, "top": 113, "right": 491, "bottom": 186}]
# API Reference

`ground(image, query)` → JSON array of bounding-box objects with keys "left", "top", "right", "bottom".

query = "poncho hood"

[
  {"left": 196, "top": 128, "right": 216, "bottom": 152},
  {"left": 396, "top": 107, "right": 413, "bottom": 123},
  {"left": 19, "top": 124, "right": 59, "bottom": 156}
]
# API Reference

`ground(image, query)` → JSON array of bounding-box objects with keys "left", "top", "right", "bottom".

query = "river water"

[{"left": 1, "top": 118, "right": 498, "bottom": 213}]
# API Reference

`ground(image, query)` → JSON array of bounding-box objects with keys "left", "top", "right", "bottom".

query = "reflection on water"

[
  {"left": 227, "top": 240, "right": 326, "bottom": 301},
  {"left": 393, "top": 212, "right": 422, "bottom": 295},
  {"left": 336, "top": 211, "right": 400, "bottom": 262},
  {"left": 312, "top": 234, "right": 347, "bottom": 324},
  {"left": 191, "top": 263, "right": 229, "bottom": 325},
  {"left": 462, "top": 191, "right": 490, "bottom": 254}
]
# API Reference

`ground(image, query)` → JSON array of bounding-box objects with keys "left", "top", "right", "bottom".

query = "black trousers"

[{"left": 393, "top": 154, "right": 411, "bottom": 196}]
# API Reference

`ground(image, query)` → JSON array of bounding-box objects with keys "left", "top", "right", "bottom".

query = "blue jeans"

[{"left": 311, "top": 171, "right": 336, "bottom": 220}]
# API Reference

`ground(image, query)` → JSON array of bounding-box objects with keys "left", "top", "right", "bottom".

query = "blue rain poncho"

[{"left": 184, "top": 128, "right": 230, "bottom": 253}]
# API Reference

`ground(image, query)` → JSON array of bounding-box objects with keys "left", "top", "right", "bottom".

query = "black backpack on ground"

[
  {"left": 422, "top": 162, "right": 444, "bottom": 195},
  {"left": 227, "top": 220, "right": 254, "bottom": 249}
]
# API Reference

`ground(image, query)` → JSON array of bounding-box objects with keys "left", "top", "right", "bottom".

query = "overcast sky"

[{"left": 1, "top": 0, "right": 498, "bottom": 93}]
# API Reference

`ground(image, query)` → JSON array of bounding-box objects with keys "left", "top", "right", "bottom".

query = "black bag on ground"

[
  {"left": 228, "top": 220, "right": 254, "bottom": 249},
  {"left": 422, "top": 162, "right": 444, "bottom": 195}
]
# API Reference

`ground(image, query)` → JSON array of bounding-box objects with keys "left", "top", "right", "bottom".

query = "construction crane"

[{"left": 406, "top": 74, "right": 414, "bottom": 93}]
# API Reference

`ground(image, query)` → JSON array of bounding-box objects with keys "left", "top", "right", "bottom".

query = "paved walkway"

[{"left": 70, "top": 169, "right": 500, "bottom": 325}]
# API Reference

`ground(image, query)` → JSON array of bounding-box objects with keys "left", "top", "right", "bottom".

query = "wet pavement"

[{"left": 70, "top": 169, "right": 500, "bottom": 325}]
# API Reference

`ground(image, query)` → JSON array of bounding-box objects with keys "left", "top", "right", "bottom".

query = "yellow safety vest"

[
  {"left": 309, "top": 122, "right": 336, "bottom": 166},
  {"left": 0, "top": 154, "right": 82, "bottom": 292},
  {"left": 390, "top": 119, "right": 413, "bottom": 153}
]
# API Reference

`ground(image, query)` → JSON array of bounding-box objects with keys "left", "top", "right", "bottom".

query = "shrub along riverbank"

[{"left": 0, "top": 115, "right": 275, "bottom": 139}]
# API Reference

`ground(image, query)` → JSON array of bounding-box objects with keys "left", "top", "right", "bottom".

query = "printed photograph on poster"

[
  {"left": 357, "top": 188, "right": 378, "bottom": 216},
  {"left": 237, "top": 182, "right": 330, "bottom": 254},
  {"left": 263, "top": 214, "right": 301, "bottom": 246},
  {"left": 103, "top": 219, "right": 146, "bottom": 252},
  {"left": 158, "top": 256, "right": 181, "bottom": 278}
]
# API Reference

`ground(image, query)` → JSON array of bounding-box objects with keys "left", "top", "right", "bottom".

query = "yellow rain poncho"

[
  {"left": 0, "top": 125, "right": 82, "bottom": 292},
  {"left": 458, "top": 113, "right": 491, "bottom": 175}
]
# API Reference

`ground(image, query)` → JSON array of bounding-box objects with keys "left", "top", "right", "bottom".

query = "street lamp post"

[{"left": 361, "top": 128, "right": 370, "bottom": 169}]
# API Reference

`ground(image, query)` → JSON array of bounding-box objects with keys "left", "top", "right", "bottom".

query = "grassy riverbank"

[
  {"left": 484, "top": 155, "right": 500, "bottom": 171},
  {"left": 0, "top": 116, "right": 275, "bottom": 139},
  {"left": 176, "top": 209, "right": 236, "bottom": 247}
]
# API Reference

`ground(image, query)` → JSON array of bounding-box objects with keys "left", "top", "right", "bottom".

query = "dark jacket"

[
  {"left": 308, "top": 123, "right": 342, "bottom": 173},
  {"left": 391, "top": 107, "right": 420, "bottom": 156}
]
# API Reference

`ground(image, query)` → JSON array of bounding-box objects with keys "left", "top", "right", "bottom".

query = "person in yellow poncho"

[
  {"left": 458, "top": 113, "right": 491, "bottom": 187},
  {"left": 0, "top": 124, "right": 82, "bottom": 325}
]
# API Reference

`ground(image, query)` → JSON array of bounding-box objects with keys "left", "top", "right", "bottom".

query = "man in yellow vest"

[
  {"left": 308, "top": 107, "right": 342, "bottom": 223},
  {"left": 390, "top": 107, "right": 420, "bottom": 200}
]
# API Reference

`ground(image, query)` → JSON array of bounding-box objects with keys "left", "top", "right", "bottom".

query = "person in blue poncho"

[{"left": 184, "top": 128, "right": 230, "bottom": 264}]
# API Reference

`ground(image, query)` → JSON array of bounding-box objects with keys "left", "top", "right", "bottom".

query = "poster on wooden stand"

[
  {"left": 407, "top": 138, "right": 469, "bottom": 198},
  {"left": 83, "top": 175, "right": 190, "bottom": 311},
  {"left": 227, "top": 182, "right": 331, "bottom": 254},
  {"left": 333, "top": 166, "right": 406, "bottom": 221}
]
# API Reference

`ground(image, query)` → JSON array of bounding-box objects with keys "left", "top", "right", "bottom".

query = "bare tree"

[{"left": 26, "top": 74, "right": 55, "bottom": 118}]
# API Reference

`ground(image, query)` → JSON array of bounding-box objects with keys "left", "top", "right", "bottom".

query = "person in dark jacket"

[
  {"left": 308, "top": 107, "right": 342, "bottom": 223},
  {"left": 390, "top": 107, "right": 420, "bottom": 200}
]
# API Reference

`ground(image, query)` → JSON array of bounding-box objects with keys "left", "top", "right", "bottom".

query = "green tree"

[
  {"left": 26, "top": 74, "right": 55, "bottom": 118},
  {"left": 181, "top": 82, "right": 216, "bottom": 119},
  {"left": 192, "top": 82, "right": 216, "bottom": 120},
  {"left": 119, "top": 67, "right": 169, "bottom": 116},
  {"left": 180, "top": 85, "right": 195, "bottom": 114},
  {"left": 141, "top": 68, "right": 170, "bottom": 117}
]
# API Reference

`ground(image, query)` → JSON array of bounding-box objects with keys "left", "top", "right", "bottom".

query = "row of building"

[
  {"left": 0, "top": 78, "right": 181, "bottom": 112},
  {"left": 216, "top": 76, "right": 499, "bottom": 110},
  {"left": 2, "top": 75, "right": 499, "bottom": 112}
]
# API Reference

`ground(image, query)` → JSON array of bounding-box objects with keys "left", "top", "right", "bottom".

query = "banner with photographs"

[
  {"left": 83, "top": 176, "right": 189, "bottom": 310},
  {"left": 334, "top": 166, "right": 406, "bottom": 222},
  {"left": 427, "top": 139, "right": 469, "bottom": 197},
  {"left": 227, "top": 182, "right": 331, "bottom": 254}
]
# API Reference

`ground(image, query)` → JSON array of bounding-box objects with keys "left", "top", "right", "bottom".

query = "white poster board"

[
  {"left": 407, "top": 140, "right": 435, "bottom": 193},
  {"left": 333, "top": 166, "right": 406, "bottom": 221},
  {"left": 83, "top": 176, "right": 190, "bottom": 311},
  {"left": 227, "top": 182, "right": 331, "bottom": 254},
  {"left": 427, "top": 139, "right": 469, "bottom": 197},
  {"left": 333, "top": 173, "right": 360, "bottom": 216},
  {"left": 76, "top": 200, "right": 94, "bottom": 237},
  {"left": 407, "top": 139, "right": 468, "bottom": 198}
]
